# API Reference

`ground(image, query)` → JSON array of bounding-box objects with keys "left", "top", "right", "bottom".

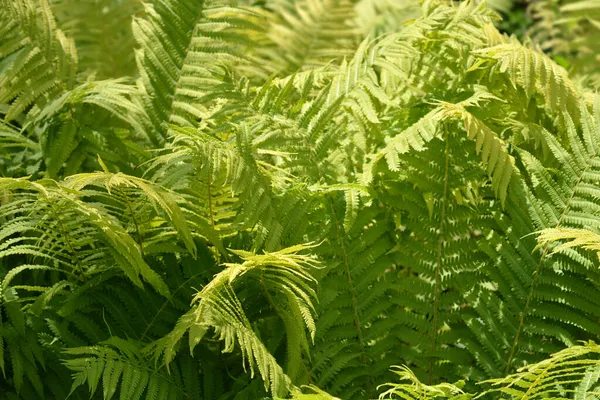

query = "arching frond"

[
  {"left": 381, "top": 91, "right": 516, "bottom": 203},
  {"left": 479, "top": 341, "right": 600, "bottom": 399},
  {"left": 62, "top": 168, "right": 197, "bottom": 257},
  {"left": 472, "top": 43, "right": 581, "bottom": 122},
  {"left": 148, "top": 243, "right": 320, "bottom": 396},
  {"left": 0, "top": 177, "right": 172, "bottom": 296}
]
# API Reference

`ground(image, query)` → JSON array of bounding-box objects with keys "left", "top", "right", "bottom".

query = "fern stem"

[
  {"left": 302, "top": 123, "right": 372, "bottom": 393},
  {"left": 505, "top": 168, "right": 587, "bottom": 374},
  {"left": 165, "top": 5, "right": 205, "bottom": 127},
  {"left": 206, "top": 164, "right": 216, "bottom": 233},
  {"left": 429, "top": 133, "right": 450, "bottom": 383},
  {"left": 326, "top": 197, "right": 374, "bottom": 396},
  {"left": 49, "top": 201, "right": 87, "bottom": 282},
  {"left": 121, "top": 188, "right": 144, "bottom": 257},
  {"left": 328, "top": 199, "right": 364, "bottom": 345},
  {"left": 140, "top": 271, "right": 205, "bottom": 340}
]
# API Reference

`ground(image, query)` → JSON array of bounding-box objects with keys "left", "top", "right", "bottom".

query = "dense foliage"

[{"left": 2, "top": 0, "right": 600, "bottom": 399}]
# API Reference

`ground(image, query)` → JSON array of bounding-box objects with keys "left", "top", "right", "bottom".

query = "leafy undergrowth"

[{"left": 2, "top": 0, "right": 600, "bottom": 399}]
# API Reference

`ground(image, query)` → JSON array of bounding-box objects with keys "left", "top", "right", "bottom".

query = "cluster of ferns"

[{"left": 2, "top": 0, "right": 600, "bottom": 399}]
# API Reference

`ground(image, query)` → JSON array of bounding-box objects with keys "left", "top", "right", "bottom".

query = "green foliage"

[
  {"left": 379, "top": 342, "right": 600, "bottom": 399},
  {"left": 378, "top": 366, "right": 468, "bottom": 399},
  {"left": 3, "top": 0, "right": 600, "bottom": 399},
  {"left": 50, "top": 0, "right": 144, "bottom": 79},
  {"left": 528, "top": 0, "right": 600, "bottom": 89}
]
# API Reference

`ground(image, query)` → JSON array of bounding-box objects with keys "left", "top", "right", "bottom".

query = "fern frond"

[
  {"left": 133, "top": 0, "right": 263, "bottom": 142},
  {"left": 150, "top": 124, "right": 287, "bottom": 251},
  {"left": 479, "top": 341, "right": 600, "bottom": 399},
  {"left": 378, "top": 365, "right": 466, "bottom": 400},
  {"left": 33, "top": 79, "right": 150, "bottom": 177},
  {"left": 0, "top": 122, "right": 41, "bottom": 177},
  {"left": 62, "top": 168, "right": 197, "bottom": 257},
  {"left": 0, "top": 0, "right": 77, "bottom": 121},
  {"left": 0, "top": 302, "right": 46, "bottom": 397},
  {"left": 50, "top": 0, "right": 143, "bottom": 79},
  {"left": 64, "top": 337, "right": 182, "bottom": 400},
  {"left": 537, "top": 228, "right": 600, "bottom": 262},
  {"left": 148, "top": 243, "right": 319, "bottom": 396},
  {"left": 463, "top": 97, "right": 600, "bottom": 377},
  {"left": 381, "top": 91, "right": 516, "bottom": 203},
  {"left": 472, "top": 43, "right": 581, "bottom": 122},
  {"left": 0, "top": 177, "right": 170, "bottom": 296}
]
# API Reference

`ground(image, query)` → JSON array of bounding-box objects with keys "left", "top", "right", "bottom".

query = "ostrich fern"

[{"left": 3, "top": 0, "right": 600, "bottom": 399}]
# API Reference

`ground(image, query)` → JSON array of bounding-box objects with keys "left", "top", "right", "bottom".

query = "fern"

[
  {"left": 50, "top": 0, "right": 144, "bottom": 79},
  {"left": 132, "top": 0, "right": 263, "bottom": 143},
  {"left": 4, "top": 0, "right": 600, "bottom": 398},
  {"left": 378, "top": 366, "right": 467, "bottom": 400},
  {"left": 254, "top": 0, "right": 359, "bottom": 76},
  {"left": 64, "top": 337, "right": 185, "bottom": 400},
  {"left": 528, "top": 0, "right": 600, "bottom": 89},
  {"left": 377, "top": 342, "right": 600, "bottom": 399},
  {"left": 148, "top": 244, "right": 320, "bottom": 396},
  {"left": 480, "top": 341, "right": 600, "bottom": 399},
  {"left": 0, "top": 0, "right": 77, "bottom": 122}
]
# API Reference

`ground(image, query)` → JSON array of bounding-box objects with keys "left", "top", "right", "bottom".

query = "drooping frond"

[
  {"left": 472, "top": 43, "right": 581, "bottom": 122},
  {"left": 381, "top": 90, "right": 516, "bottom": 203},
  {"left": 148, "top": 243, "right": 320, "bottom": 396},
  {"left": 62, "top": 167, "right": 197, "bottom": 257},
  {"left": 0, "top": 176, "right": 175, "bottom": 296}
]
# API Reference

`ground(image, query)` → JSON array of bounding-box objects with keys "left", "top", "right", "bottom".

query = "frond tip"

[
  {"left": 377, "top": 365, "right": 466, "bottom": 399},
  {"left": 537, "top": 228, "right": 600, "bottom": 262},
  {"left": 478, "top": 341, "right": 600, "bottom": 399}
]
